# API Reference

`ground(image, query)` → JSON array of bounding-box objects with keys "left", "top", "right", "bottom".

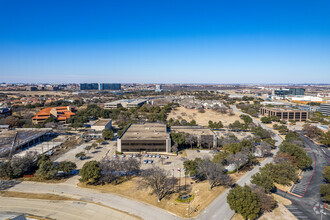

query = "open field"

[
  {"left": 168, "top": 106, "right": 243, "bottom": 126},
  {"left": 79, "top": 177, "right": 227, "bottom": 218}
]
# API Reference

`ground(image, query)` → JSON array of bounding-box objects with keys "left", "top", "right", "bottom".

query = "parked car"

[
  {"left": 121, "top": 154, "right": 126, "bottom": 158},
  {"left": 163, "top": 156, "right": 169, "bottom": 159},
  {"left": 145, "top": 154, "right": 149, "bottom": 157},
  {"left": 129, "top": 154, "right": 133, "bottom": 158},
  {"left": 152, "top": 155, "right": 156, "bottom": 158},
  {"left": 156, "top": 154, "right": 161, "bottom": 158},
  {"left": 113, "top": 155, "right": 118, "bottom": 158},
  {"left": 143, "top": 160, "right": 148, "bottom": 164},
  {"left": 148, "top": 160, "right": 153, "bottom": 164},
  {"left": 133, "top": 154, "right": 137, "bottom": 157}
]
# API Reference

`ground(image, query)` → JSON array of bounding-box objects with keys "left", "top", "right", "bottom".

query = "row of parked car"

[{"left": 145, "top": 154, "right": 169, "bottom": 159}]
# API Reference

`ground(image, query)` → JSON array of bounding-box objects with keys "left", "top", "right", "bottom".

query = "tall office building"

[
  {"left": 80, "top": 83, "right": 99, "bottom": 90},
  {"left": 289, "top": 88, "right": 305, "bottom": 96},
  {"left": 320, "top": 103, "right": 330, "bottom": 116},
  {"left": 99, "top": 83, "right": 121, "bottom": 90}
]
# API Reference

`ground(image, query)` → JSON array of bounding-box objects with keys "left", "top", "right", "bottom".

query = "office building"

[
  {"left": 80, "top": 83, "right": 99, "bottom": 90},
  {"left": 171, "top": 126, "right": 217, "bottom": 148},
  {"left": 91, "top": 119, "right": 112, "bottom": 131},
  {"left": 99, "top": 83, "right": 121, "bottom": 90},
  {"left": 118, "top": 123, "right": 171, "bottom": 152},
  {"left": 320, "top": 103, "right": 330, "bottom": 116},
  {"left": 104, "top": 99, "right": 147, "bottom": 109},
  {"left": 32, "top": 106, "right": 76, "bottom": 124},
  {"left": 80, "top": 83, "right": 121, "bottom": 90},
  {"left": 260, "top": 107, "right": 308, "bottom": 121}
]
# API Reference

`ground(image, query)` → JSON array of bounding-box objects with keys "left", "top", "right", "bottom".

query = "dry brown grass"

[
  {"left": 20, "top": 176, "right": 67, "bottom": 183},
  {"left": 0, "top": 191, "right": 74, "bottom": 201},
  {"left": 274, "top": 182, "right": 294, "bottom": 192},
  {"left": 168, "top": 107, "right": 243, "bottom": 126},
  {"left": 79, "top": 177, "right": 227, "bottom": 218}
]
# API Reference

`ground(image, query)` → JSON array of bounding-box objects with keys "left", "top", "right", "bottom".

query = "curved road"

[
  {"left": 197, "top": 106, "right": 282, "bottom": 220},
  {"left": 3, "top": 106, "right": 282, "bottom": 220}
]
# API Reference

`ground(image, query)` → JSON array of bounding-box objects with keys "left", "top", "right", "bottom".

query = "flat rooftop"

[
  {"left": 106, "top": 99, "right": 147, "bottom": 105},
  {"left": 0, "top": 129, "right": 51, "bottom": 149},
  {"left": 120, "top": 123, "right": 169, "bottom": 140},
  {"left": 92, "top": 119, "right": 112, "bottom": 126},
  {"left": 261, "top": 107, "right": 308, "bottom": 112},
  {"left": 171, "top": 126, "right": 215, "bottom": 136}
]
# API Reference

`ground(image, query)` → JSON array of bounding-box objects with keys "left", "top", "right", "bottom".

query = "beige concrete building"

[
  {"left": 104, "top": 99, "right": 147, "bottom": 109},
  {"left": 260, "top": 107, "right": 308, "bottom": 121},
  {"left": 117, "top": 122, "right": 171, "bottom": 153},
  {"left": 91, "top": 119, "right": 112, "bottom": 131},
  {"left": 171, "top": 126, "right": 217, "bottom": 148}
]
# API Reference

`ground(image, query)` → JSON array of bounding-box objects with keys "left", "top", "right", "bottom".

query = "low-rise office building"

[
  {"left": 171, "top": 126, "right": 217, "bottom": 148},
  {"left": 117, "top": 122, "right": 171, "bottom": 153},
  {"left": 32, "top": 106, "right": 76, "bottom": 124},
  {"left": 320, "top": 103, "right": 330, "bottom": 116},
  {"left": 91, "top": 119, "right": 112, "bottom": 131},
  {"left": 260, "top": 107, "right": 308, "bottom": 121},
  {"left": 104, "top": 99, "right": 147, "bottom": 109}
]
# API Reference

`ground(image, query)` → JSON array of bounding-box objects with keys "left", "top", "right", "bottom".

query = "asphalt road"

[
  {"left": 7, "top": 181, "right": 179, "bottom": 220},
  {"left": 196, "top": 106, "right": 282, "bottom": 220},
  {"left": 2, "top": 106, "right": 283, "bottom": 220},
  {"left": 275, "top": 134, "right": 330, "bottom": 220}
]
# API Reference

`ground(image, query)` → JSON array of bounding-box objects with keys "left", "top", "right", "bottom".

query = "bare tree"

[
  {"left": 227, "top": 152, "right": 248, "bottom": 173},
  {"left": 200, "top": 135, "right": 214, "bottom": 149},
  {"left": 139, "top": 166, "right": 177, "bottom": 202},
  {"left": 186, "top": 135, "right": 197, "bottom": 149},
  {"left": 197, "top": 159, "right": 232, "bottom": 189},
  {"left": 228, "top": 108, "right": 235, "bottom": 116},
  {"left": 250, "top": 184, "right": 277, "bottom": 213}
]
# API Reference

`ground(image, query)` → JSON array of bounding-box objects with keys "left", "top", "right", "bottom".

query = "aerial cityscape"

[{"left": 0, "top": 1, "right": 330, "bottom": 220}]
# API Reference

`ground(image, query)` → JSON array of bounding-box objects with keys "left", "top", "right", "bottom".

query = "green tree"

[
  {"left": 321, "top": 131, "right": 330, "bottom": 147},
  {"left": 102, "top": 128, "right": 114, "bottom": 140},
  {"left": 260, "top": 162, "right": 299, "bottom": 186},
  {"left": 320, "top": 184, "right": 330, "bottom": 201},
  {"left": 223, "top": 143, "right": 243, "bottom": 154},
  {"left": 79, "top": 161, "right": 101, "bottom": 184},
  {"left": 261, "top": 117, "right": 272, "bottom": 124},
  {"left": 279, "top": 142, "right": 312, "bottom": 170},
  {"left": 56, "top": 161, "right": 77, "bottom": 173},
  {"left": 227, "top": 185, "right": 261, "bottom": 220},
  {"left": 323, "top": 166, "right": 330, "bottom": 183},
  {"left": 36, "top": 160, "right": 57, "bottom": 179},
  {"left": 251, "top": 172, "right": 275, "bottom": 193},
  {"left": 171, "top": 132, "right": 188, "bottom": 147},
  {"left": 212, "top": 151, "right": 230, "bottom": 165},
  {"left": 183, "top": 158, "right": 202, "bottom": 177}
]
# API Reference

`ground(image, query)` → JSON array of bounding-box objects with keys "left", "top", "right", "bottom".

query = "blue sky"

[{"left": 0, "top": 0, "right": 329, "bottom": 84}]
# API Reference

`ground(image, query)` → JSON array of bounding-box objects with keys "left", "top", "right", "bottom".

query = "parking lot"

[{"left": 55, "top": 140, "right": 116, "bottom": 169}]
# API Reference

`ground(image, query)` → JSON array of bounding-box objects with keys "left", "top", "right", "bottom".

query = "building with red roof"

[{"left": 32, "top": 106, "right": 76, "bottom": 124}]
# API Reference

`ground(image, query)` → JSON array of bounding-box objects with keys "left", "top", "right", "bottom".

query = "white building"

[{"left": 91, "top": 119, "right": 112, "bottom": 131}]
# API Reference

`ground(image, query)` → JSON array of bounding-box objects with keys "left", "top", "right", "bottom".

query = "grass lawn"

[{"left": 79, "top": 177, "right": 227, "bottom": 218}]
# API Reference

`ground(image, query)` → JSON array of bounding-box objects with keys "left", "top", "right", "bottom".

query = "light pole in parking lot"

[
  {"left": 183, "top": 168, "right": 186, "bottom": 191},
  {"left": 172, "top": 169, "right": 175, "bottom": 191}
]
